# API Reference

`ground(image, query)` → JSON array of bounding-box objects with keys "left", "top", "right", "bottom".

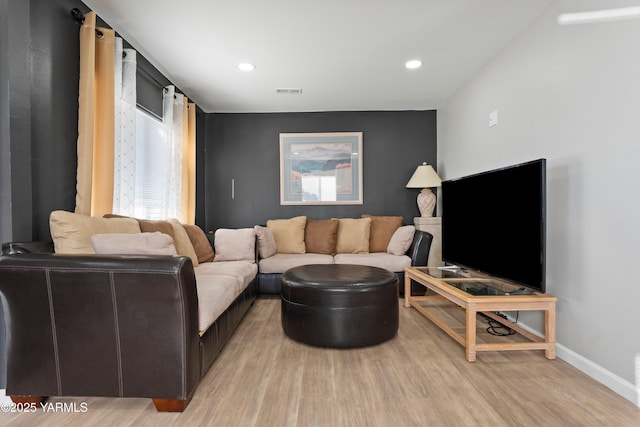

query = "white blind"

[{"left": 127, "top": 108, "right": 179, "bottom": 219}]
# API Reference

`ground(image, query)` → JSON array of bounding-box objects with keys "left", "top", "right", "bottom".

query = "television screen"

[{"left": 441, "top": 159, "right": 546, "bottom": 292}]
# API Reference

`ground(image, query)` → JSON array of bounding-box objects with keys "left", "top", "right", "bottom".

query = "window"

[
  {"left": 113, "top": 85, "right": 193, "bottom": 222},
  {"left": 114, "top": 108, "right": 180, "bottom": 220},
  {"left": 133, "top": 108, "right": 173, "bottom": 219}
]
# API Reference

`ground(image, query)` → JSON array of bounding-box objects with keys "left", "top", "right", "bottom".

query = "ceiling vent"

[{"left": 275, "top": 88, "right": 303, "bottom": 94}]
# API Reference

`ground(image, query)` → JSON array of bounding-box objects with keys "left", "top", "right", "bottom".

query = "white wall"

[{"left": 438, "top": 0, "right": 640, "bottom": 402}]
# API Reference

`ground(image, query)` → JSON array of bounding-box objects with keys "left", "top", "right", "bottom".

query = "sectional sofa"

[{"left": 0, "top": 211, "right": 432, "bottom": 412}]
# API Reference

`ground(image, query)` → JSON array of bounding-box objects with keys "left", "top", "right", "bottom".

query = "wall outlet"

[{"left": 489, "top": 110, "right": 498, "bottom": 127}]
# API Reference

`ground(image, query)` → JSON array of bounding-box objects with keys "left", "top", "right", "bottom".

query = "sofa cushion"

[
  {"left": 387, "top": 225, "right": 416, "bottom": 256},
  {"left": 168, "top": 219, "right": 199, "bottom": 266},
  {"left": 183, "top": 224, "right": 215, "bottom": 263},
  {"left": 258, "top": 253, "right": 334, "bottom": 274},
  {"left": 362, "top": 215, "right": 403, "bottom": 253},
  {"left": 90, "top": 232, "right": 177, "bottom": 256},
  {"left": 266, "top": 216, "right": 306, "bottom": 254},
  {"left": 334, "top": 253, "right": 411, "bottom": 272},
  {"left": 196, "top": 260, "right": 258, "bottom": 290},
  {"left": 335, "top": 217, "right": 371, "bottom": 254},
  {"left": 194, "top": 261, "right": 258, "bottom": 335},
  {"left": 195, "top": 274, "right": 238, "bottom": 336},
  {"left": 254, "top": 225, "right": 277, "bottom": 258},
  {"left": 214, "top": 228, "right": 256, "bottom": 262},
  {"left": 304, "top": 219, "right": 339, "bottom": 255},
  {"left": 50, "top": 210, "right": 140, "bottom": 254}
]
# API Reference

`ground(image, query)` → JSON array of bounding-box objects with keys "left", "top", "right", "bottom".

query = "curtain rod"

[
  {"left": 71, "top": 8, "right": 190, "bottom": 103},
  {"left": 71, "top": 8, "right": 104, "bottom": 38},
  {"left": 70, "top": 8, "right": 84, "bottom": 25}
]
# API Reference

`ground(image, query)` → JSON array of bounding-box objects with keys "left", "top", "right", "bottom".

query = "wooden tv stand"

[{"left": 404, "top": 267, "right": 557, "bottom": 362}]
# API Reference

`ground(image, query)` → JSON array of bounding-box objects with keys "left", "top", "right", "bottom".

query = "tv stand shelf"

[{"left": 404, "top": 267, "right": 557, "bottom": 362}]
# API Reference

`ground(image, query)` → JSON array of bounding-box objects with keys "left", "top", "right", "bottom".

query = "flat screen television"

[{"left": 441, "top": 159, "right": 546, "bottom": 293}]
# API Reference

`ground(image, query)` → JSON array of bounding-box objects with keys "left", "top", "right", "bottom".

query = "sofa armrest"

[
  {"left": 0, "top": 253, "right": 200, "bottom": 401},
  {"left": 407, "top": 230, "right": 433, "bottom": 266}
]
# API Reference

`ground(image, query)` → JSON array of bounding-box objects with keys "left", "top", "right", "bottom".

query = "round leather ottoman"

[{"left": 281, "top": 264, "right": 399, "bottom": 348}]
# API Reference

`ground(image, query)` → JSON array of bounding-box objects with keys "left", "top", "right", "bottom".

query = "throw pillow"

[
  {"left": 214, "top": 228, "right": 256, "bottom": 262},
  {"left": 362, "top": 215, "right": 403, "bottom": 253},
  {"left": 305, "top": 219, "right": 339, "bottom": 255},
  {"left": 91, "top": 232, "right": 177, "bottom": 255},
  {"left": 387, "top": 225, "right": 416, "bottom": 256},
  {"left": 168, "top": 219, "right": 199, "bottom": 267},
  {"left": 49, "top": 210, "right": 140, "bottom": 254},
  {"left": 104, "top": 214, "right": 176, "bottom": 241},
  {"left": 335, "top": 217, "right": 371, "bottom": 254},
  {"left": 266, "top": 216, "right": 307, "bottom": 254},
  {"left": 254, "top": 225, "right": 277, "bottom": 259},
  {"left": 183, "top": 224, "right": 215, "bottom": 263}
]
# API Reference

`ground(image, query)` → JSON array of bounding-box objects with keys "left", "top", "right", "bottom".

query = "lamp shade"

[{"left": 406, "top": 163, "right": 441, "bottom": 188}]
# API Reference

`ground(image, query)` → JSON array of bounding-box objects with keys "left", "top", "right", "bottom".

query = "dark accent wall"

[
  {"left": 0, "top": 0, "right": 92, "bottom": 391},
  {"left": 1, "top": 0, "right": 92, "bottom": 246},
  {"left": 204, "top": 111, "right": 437, "bottom": 231}
]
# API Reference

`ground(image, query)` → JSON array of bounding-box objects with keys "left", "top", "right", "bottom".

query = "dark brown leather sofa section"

[{"left": 0, "top": 253, "right": 257, "bottom": 412}]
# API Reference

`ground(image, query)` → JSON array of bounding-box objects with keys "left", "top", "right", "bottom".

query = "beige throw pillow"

[
  {"left": 214, "top": 228, "right": 256, "bottom": 262},
  {"left": 168, "top": 219, "right": 199, "bottom": 266},
  {"left": 266, "top": 216, "right": 307, "bottom": 254},
  {"left": 387, "top": 225, "right": 416, "bottom": 256},
  {"left": 91, "top": 232, "right": 177, "bottom": 256},
  {"left": 335, "top": 217, "right": 371, "bottom": 254},
  {"left": 254, "top": 225, "right": 277, "bottom": 259},
  {"left": 50, "top": 210, "right": 140, "bottom": 254}
]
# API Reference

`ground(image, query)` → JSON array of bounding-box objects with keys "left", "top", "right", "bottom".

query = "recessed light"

[
  {"left": 238, "top": 63, "right": 255, "bottom": 71},
  {"left": 405, "top": 59, "right": 423, "bottom": 70}
]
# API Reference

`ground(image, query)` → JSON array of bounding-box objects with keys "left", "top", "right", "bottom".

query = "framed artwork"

[{"left": 280, "top": 132, "right": 363, "bottom": 205}]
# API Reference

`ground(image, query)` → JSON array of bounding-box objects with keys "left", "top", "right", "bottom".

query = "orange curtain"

[
  {"left": 180, "top": 101, "right": 197, "bottom": 224},
  {"left": 75, "top": 11, "right": 115, "bottom": 217}
]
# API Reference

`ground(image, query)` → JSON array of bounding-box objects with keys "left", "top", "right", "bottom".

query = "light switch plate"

[{"left": 489, "top": 110, "right": 498, "bottom": 127}]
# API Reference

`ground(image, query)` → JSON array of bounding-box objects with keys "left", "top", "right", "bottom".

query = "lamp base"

[{"left": 417, "top": 188, "right": 436, "bottom": 217}]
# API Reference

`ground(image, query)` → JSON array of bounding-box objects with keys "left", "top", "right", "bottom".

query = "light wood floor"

[{"left": 4, "top": 297, "right": 639, "bottom": 426}]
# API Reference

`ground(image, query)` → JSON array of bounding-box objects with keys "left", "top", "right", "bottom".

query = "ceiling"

[{"left": 82, "top": 0, "right": 553, "bottom": 113}]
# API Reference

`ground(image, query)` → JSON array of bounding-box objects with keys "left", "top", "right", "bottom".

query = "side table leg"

[
  {"left": 545, "top": 302, "right": 557, "bottom": 359},
  {"left": 404, "top": 273, "right": 411, "bottom": 307},
  {"left": 466, "top": 304, "right": 477, "bottom": 362}
]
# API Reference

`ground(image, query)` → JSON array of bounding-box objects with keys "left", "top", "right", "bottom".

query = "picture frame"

[{"left": 280, "top": 132, "right": 363, "bottom": 205}]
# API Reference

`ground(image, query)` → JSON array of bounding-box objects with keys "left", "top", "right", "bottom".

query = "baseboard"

[
  {"left": 510, "top": 318, "right": 640, "bottom": 407},
  {"left": 556, "top": 343, "right": 639, "bottom": 407}
]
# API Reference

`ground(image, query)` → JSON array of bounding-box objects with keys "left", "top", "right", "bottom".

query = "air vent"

[{"left": 275, "top": 88, "right": 303, "bottom": 94}]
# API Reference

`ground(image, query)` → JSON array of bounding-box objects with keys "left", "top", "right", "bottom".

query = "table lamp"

[{"left": 406, "top": 162, "right": 441, "bottom": 217}]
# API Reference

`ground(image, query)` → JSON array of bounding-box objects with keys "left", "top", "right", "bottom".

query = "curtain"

[
  {"left": 76, "top": 13, "right": 196, "bottom": 222},
  {"left": 75, "top": 11, "right": 115, "bottom": 217},
  {"left": 161, "top": 85, "right": 182, "bottom": 219},
  {"left": 112, "top": 38, "right": 138, "bottom": 216},
  {"left": 162, "top": 86, "right": 196, "bottom": 224},
  {"left": 183, "top": 102, "right": 197, "bottom": 224}
]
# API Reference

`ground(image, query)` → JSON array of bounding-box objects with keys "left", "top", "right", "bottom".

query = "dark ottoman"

[{"left": 281, "top": 264, "right": 399, "bottom": 348}]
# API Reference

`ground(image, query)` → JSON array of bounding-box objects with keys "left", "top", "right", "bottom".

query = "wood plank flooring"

[{"left": 3, "top": 297, "right": 639, "bottom": 426}]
